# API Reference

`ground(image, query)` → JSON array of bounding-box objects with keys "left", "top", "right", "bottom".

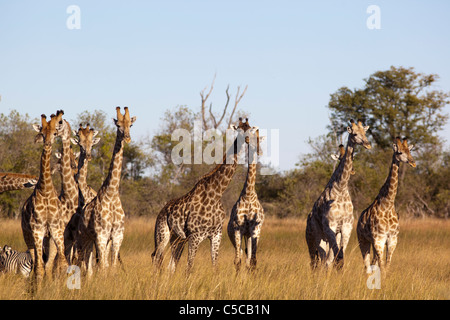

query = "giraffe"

[
  {"left": 45, "top": 120, "right": 80, "bottom": 273},
  {"left": 76, "top": 107, "right": 135, "bottom": 275},
  {"left": 0, "top": 173, "right": 37, "bottom": 193},
  {"left": 227, "top": 125, "right": 265, "bottom": 272},
  {"left": 151, "top": 117, "right": 256, "bottom": 273},
  {"left": 305, "top": 120, "right": 371, "bottom": 270},
  {"left": 21, "top": 110, "right": 67, "bottom": 280},
  {"left": 64, "top": 124, "right": 100, "bottom": 263},
  {"left": 357, "top": 137, "right": 416, "bottom": 274}
]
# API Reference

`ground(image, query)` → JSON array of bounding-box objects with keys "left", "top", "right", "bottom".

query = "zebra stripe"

[{"left": 0, "top": 245, "right": 33, "bottom": 277}]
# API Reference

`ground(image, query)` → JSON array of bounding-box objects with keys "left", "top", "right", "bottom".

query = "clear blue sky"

[{"left": 1, "top": 0, "right": 449, "bottom": 171}]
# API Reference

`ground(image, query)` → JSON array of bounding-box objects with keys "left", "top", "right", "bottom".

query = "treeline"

[{"left": 0, "top": 66, "right": 449, "bottom": 219}]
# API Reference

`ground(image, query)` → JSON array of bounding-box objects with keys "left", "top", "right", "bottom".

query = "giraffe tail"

[{"left": 171, "top": 223, "right": 187, "bottom": 240}]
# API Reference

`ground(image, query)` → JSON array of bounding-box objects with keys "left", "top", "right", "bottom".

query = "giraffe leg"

[
  {"left": 370, "top": 244, "right": 377, "bottom": 266},
  {"left": 338, "top": 221, "right": 353, "bottom": 270},
  {"left": 358, "top": 235, "right": 372, "bottom": 273},
  {"left": 316, "top": 239, "right": 327, "bottom": 268},
  {"left": 245, "top": 235, "right": 252, "bottom": 269},
  {"left": 187, "top": 233, "right": 206, "bottom": 274},
  {"left": 230, "top": 228, "right": 242, "bottom": 272},
  {"left": 210, "top": 229, "right": 222, "bottom": 269},
  {"left": 49, "top": 226, "right": 69, "bottom": 275},
  {"left": 78, "top": 228, "right": 96, "bottom": 276},
  {"left": 84, "top": 243, "right": 95, "bottom": 277},
  {"left": 32, "top": 230, "right": 46, "bottom": 281},
  {"left": 95, "top": 235, "right": 108, "bottom": 271},
  {"left": 306, "top": 217, "right": 321, "bottom": 270},
  {"left": 110, "top": 227, "right": 124, "bottom": 268},
  {"left": 64, "top": 227, "right": 74, "bottom": 265},
  {"left": 248, "top": 236, "right": 259, "bottom": 271},
  {"left": 45, "top": 238, "right": 57, "bottom": 277},
  {"left": 373, "top": 237, "right": 386, "bottom": 274},
  {"left": 323, "top": 224, "right": 341, "bottom": 269},
  {"left": 151, "top": 214, "right": 170, "bottom": 269},
  {"left": 385, "top": 235, "right": 398, "bottom": 271}
]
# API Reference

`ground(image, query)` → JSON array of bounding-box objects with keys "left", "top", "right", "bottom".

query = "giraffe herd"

[{"left": 0, "top": 109, "right": 416, "bottom": 283}]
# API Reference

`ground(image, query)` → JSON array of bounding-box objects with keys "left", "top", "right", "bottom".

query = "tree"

[
  {"left": 328, "top": 66, "right": 449, "bottom": 149},
  {"left": 0, "top": 110, "right": 41, "bottom": 218}
]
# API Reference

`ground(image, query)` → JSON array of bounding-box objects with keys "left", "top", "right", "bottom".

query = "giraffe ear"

[
  {"left": 70, "top": 138, "right": 79, "bottom": 145},
  {"left": 34, "top": 133, "right": 44, "bottom": 144},
  {"left": 93, "top": 137, "right": 101, "bottom": 145},
  {"left": 408, "top": 144, "right": 414, "bottom": 151},
  {"left": 392, "top": 143, "right": 398, "bottom": 152},
  {"left": 363, "top": 125, "right": 369, "bottom": 132},
  {"left": 331, "top": 154, "right": 340, "bottom": 161},
  {"left": 55, "top": 152, "right": 62, "bottom": 159},
  {"left": 229, "top": 124, "right": 238, "bottom": 131},
  {"left": 33, "top": 124, "right": 41, "bottom": 133},
  {"left": 346, "top": 126, "right": 352, "bottom": 134},
  {"left": 72, "top": 130, "right": 78, "bottom": 137},
  {"left": 92, "top": 130, "right": 99, "bottom": 137},
  {"left": 130, "top": 116, "right": 137, "bottom": 125}
]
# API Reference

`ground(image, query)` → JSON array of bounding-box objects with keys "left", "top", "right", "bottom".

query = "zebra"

[{"left": 0, "top": 245, "right": 33, "bottom": 277}]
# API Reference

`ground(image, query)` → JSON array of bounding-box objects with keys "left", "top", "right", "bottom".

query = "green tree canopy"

[{"left": 328, "top": 66, "right": 450, "bottom": 149}]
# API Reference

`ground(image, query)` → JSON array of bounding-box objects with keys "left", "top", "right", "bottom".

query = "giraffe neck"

[
  {"left": 37, "top": 144, "right": 56, "bottom": 195},
  {"left": 75, "top": 151, "right": 89, "bottom": 200},
  {"left": 377, "top": 154, "right": 399, "bottom": 207},
  {"left": 202, "top": 135, "right": 244, "bottom": 197},
  {"left": 0, "top": 173, "right": 37, "bottom": 193},
  {"left": 331, "top": 136, "right": 355, "bottom": 191},
  {"left": 241, "top": 144, "right": 257, "bottom": 197},
  {"left": 99, "top": 130, "right": 124, "bottom": 197},
  {"left": 60, "top": 137, "right": 78, "bottom": 202}
]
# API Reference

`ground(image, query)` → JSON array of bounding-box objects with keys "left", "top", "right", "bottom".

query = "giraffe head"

[
  {"left": 71, "top": 123, "right": 101, "bottom": 161},
  {"left": 33, "top": 110, "right": 65, "bottom": 146},
  {"left": 114, "top": 107, "right": 136, "bottom": 143},
  {"left": 331, "top": 144, "right": 355, "bottom": 175},
  {"left": 347, "top": 119, "right": 371, "bottom": 149},
  {"left": 53, "top": 148, "right": 80, "bottom": 176},
  {"left": 230, "top": 118, "right": 265, "bottom": 155},
  {"left": 1, "top": 245, "right": 12, "bottom": 255},
  {"left": 393, "top": 137, "right": 416, "bottom": 168}
]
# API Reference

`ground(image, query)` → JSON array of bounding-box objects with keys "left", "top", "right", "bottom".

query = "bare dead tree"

[
  {"left": 200, "top": 74, "right": 216, "bottom": 130},
  {"left": 227, "top": 85, "right": 248, "bottom": 128},
  {"left": 200, "top": 74, "right": 248, "bottom": 130},
  {"left": 209, "top": 85, "right": 230, "bottom": 129}
]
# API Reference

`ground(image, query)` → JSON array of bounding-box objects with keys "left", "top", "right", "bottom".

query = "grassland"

[{"left": 0, "top": 217, "right": 448, "bottom": 300}]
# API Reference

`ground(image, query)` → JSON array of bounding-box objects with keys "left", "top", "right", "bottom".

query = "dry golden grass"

[{"left": 0, "top": 217, "right": 448, "bottom": 300}]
